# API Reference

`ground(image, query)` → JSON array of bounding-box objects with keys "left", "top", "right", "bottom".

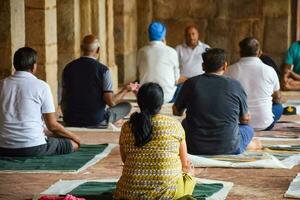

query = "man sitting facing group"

[
  {"left": 0, "top": 47, "right": 80, "bottom": 157},
  {"left": 176, "top": 25, "right": 210, "bottom": 80},
  {"left": 173, "top": 48, "right": 261, "bottom": 155},
  {"left": 61, "top": 34, "right": 132, "bottom": 128}
]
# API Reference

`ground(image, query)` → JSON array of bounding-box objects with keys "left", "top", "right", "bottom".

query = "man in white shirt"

[
  {"left": 176, "top": 25, "right": 210, "bottom": 79},
  {"left": 137, "top": 21, "right": 180, "bottom": 103},
  {"left": 226, "top": 37, "right": 282, "bottom": 130},
  {"left": 0, "top": 47, "right": 80, "bottom": 156}
]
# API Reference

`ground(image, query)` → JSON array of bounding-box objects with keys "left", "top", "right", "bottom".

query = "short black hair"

[
  {"left": 202, "top": 48, "right": 227, "bottom": 73},
  {"left": 239, "top": 37, "right": 260, "bottom": 57},
  {"left": 13, "top": 47, "right": 37, "bottom": 71}
]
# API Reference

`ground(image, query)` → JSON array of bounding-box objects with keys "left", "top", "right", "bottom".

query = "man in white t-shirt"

[
  {"left": 226, "top": 37, "right": 283, "bottom": 130},
  {"left": 0, "top": 47, "right": 80, "bottom": 156},
  {"left": 137, "top": 21, "right": 180, "bottom": 103},
  {"left": 176, "top": 25, "right": 210, "bottom": 79}
]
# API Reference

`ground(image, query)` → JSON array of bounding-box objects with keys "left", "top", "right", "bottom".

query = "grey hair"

[{"left": 81, "top": 40, "right": 100, "bottom": 52}]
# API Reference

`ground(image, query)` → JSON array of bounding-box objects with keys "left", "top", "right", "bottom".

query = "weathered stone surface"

[
  {"left": 25, "top": 8, "right": 45, "bottom": 45},
  {"left": 57, "top": 0, "right": 81, "bottom": 101},
  {"left": 221, "top": 0, "right": 263, "bottom": 19},
  {"left": 206, "top": 19, "right": 230, "bottom": 51},
  {"left": 187, "top": 0, "right": 217, "bottom": 19},
  {"left": 264, "top": 16, "right": 290, "bottom": 55},
  {"left": 137, "top": 0, "right": 152, "bottom": 49},
  {"left": 153, "top": 0, "right": 177, "bottom": 20},
  {"left": 263, "top": 0, "right": 291, "bottom": 18},
  {"left": 80, "top": 0, "right": 91, "bottom": 40},
  {"left": 91, "top": 0, "right": 107, "bottom": 64},
  {"left": 25, "top": 0, "right": 58, "bottom": 105},
  {"left": 253, "top": 19, "right": 264, "bottom": 47},
  {"left": 229, "top": 20, "right": 252, "bottom": 62},
  {"left": 0, "top": 0, "right": 25, "bottom": 79}
]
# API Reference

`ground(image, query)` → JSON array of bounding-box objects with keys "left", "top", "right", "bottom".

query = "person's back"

[
  {"left": 137, "top": 21, "right": 179, "bottom": 103},
  {"left": 62, "top": 57, "right": 108, "bottom": 126},
  {"left": 115, "top": 83, "right": 195, "bottom": 199},
  {"left": 227, "top": 38, "right": 281, "bottom": 130},
  {"left": 175, "top": 74, "right": 245, "bottom": 155},
  {"left": 116, "top": 115, "right": 184, "bottom": 199},
  {"left": 138, "top": 41, "right": 179, "bottom": 102},
  {"left": 227, "top": 58, "right": 278, "bottom": 129},
  {"left": 0, "top": 72, "right": 50, "bottom": 148},
  {"left": 173, "top": 48, "right": 259, "bottom": 155},
  {"left": 0, "top": 47, "right": 79, "bottom": 157}
]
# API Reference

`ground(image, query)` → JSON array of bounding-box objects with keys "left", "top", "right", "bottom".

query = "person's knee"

[{"left": 70, "top": 140, "right": 79, "bottom": 151}]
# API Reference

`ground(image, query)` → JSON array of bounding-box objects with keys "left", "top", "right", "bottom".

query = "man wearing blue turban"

[{"left": 137, "top": 21, "right": 180, "bottom": 103}]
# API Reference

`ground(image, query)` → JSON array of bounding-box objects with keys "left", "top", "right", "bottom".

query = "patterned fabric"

[{"left": 115, "top": 115, "right": 185, "bottom": 200}]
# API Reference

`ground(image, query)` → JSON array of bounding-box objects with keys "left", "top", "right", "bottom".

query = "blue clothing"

[
  {"left": 265, "top": 103, "right": 283, "bottom": 131},
  {"left": 169, "top": 84, "right": 183, "bottom": 103},
  {"left": 61, "top": 57, "right": 113, "bottom": 127},
  {"left": 148, "top": 21, "right": 166, "bottom": 41},
  {"left": 234, "top": 125, "right": 254, "bottom": 154},
  {"left": 285, "top": 41, "right": 300, "bottom": 74}
]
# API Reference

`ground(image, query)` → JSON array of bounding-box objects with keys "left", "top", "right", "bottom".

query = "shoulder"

[
  {"left": 199, "top": 41, "right": 210, "bottom": 49},
  {"left": 175, "top": 44, "right": 184, "bottom": 51},
  {"left": 153, "top": 114, "right": 180, "bottom": 125}
]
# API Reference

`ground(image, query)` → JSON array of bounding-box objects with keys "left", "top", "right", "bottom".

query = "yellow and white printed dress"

[{"left": 114, "top": 114, "right": 185, "bottom": 200}]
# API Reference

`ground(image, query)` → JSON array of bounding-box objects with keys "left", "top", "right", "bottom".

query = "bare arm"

[
  {"left": 43, "top": 113, "right": 81, "bottom": 145},
  {"left": 272, "top": 90, "right": 281, "bottom": 104},
  {"left": 239, "top": 113, "right": 251, "bottom": 125},
  {"left": 172, "top": 104, "right": 184, "bottom": 116},
  {"left": 179, "top": 140, "right": 189, "bottom": 173},
  {"left": 103, "top": 86, "right": 131, "bottom": 107}
]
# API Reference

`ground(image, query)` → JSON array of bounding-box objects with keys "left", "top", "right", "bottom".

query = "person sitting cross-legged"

[
  {"left": 61, "top": 34, "right": 132, "bottom": 128},
  {"left": 226, "top": 37, "right": 282, "bottom": 130},
  {"left": 115, "top": 83, "right": 195, "bottom": 199},
  {"left": 173, "top": 48, "right": 261, "bottom": 155},
  {"left": 0, "top": 47, "right": 80, "bottom": 157}
]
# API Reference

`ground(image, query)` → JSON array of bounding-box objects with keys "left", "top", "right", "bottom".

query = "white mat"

[
  {"left": 33, "top": 178, "right": 233, "bottom": 200},
  {"left": 189, "top": 152, "right": 300, "bottom": 169},
  {"left": 285, "top": 173, "right": 300, "bottom": 198},
  {"left": 65, "top": 123, "right": 121, "bottom": 132}
]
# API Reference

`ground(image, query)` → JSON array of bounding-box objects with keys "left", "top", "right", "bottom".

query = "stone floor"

[{"left": 1, "top": 92, "right": 300, "bottom": 200}]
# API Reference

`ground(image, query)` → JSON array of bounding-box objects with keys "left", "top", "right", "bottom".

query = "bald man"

[
  {"left": 176, "top": 25, "right": 210, "bottom": 79},
  {"left": 226, "top": 37, "right": 282, "bottom": 130},
  {"left": 61, "top": 34, "right": 132, "bottom": 127}
]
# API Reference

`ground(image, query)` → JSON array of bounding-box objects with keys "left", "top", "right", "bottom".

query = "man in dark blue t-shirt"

[
  {"left": 61, "top": 34, "right": 132, "bottom": 127},
  {"left": 173, "top": 48, "right": 261, "bottom": 155}
]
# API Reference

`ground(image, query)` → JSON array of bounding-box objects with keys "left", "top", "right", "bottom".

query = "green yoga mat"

[
  {"left": 69, "top": 181, "right": 224, "bottom": 200},
  {"left": 0, "top": 144, "right": 109, "bottom": 172}
]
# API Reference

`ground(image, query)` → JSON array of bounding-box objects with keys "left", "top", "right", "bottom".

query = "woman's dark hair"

[
  {"left": 130, "top": 82, "right": 164, "bottom": 147},
  {"left": 13, "top": 47, "right": 37, "bottom": 71}
]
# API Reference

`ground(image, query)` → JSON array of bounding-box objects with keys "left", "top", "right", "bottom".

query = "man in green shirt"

[{"left": 283, "top": 41, "right": 300, "bottom": 90}]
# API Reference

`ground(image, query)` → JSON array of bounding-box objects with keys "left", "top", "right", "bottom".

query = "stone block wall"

[
  {"left": 136, "top": 0, "right": 294, "bottom": 66},
  {"left": 114, "top": 0, "right": 138, "bottom": 84}
]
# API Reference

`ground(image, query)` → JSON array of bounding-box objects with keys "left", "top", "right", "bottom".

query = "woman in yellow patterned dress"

[{"left": 114, "top": 82, "right": 195, "bottom": 200}]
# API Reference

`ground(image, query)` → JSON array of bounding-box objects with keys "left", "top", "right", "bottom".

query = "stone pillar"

[
  {"left": 57, "top": 0, "right": 81, "bottom": 103},
  {"left": 137, "top": 0, "right": 153, "bottom": 49},
  {"left": 114, "top": 0, "right": 137, "bottom": 84},
  {"left": 91, "top": 0, "right": 108, "bottom": 64},
  {"left": 80, "top": 0, "right": 92, "bottom": 40},
  {"left": 25, "top": 0, "right": 58, "bottom": 106},
  {"left": 106, "top": 0, "right": 118, "bottom": 90},
  {"left": 0, "top": 0, "right": 25, "bottom": 79}
]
